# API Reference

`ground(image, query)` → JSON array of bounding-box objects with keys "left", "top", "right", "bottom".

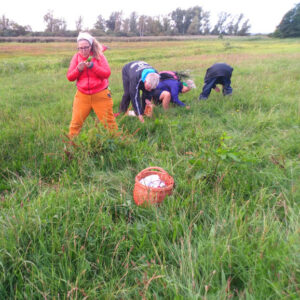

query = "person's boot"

[{"left": 199, "top": 95, "right": 208, "bottom": 100}]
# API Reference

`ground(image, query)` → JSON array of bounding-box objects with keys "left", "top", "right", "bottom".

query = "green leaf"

[{"left": 228, "top": 153, "right": 241, "bottom": 162}]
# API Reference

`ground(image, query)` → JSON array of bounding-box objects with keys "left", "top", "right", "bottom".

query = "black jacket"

[{"left": 205, "top": 63, "right": 233, "bottom": 82}]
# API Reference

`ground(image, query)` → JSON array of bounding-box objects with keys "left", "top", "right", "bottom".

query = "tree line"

[{"left": 0, "top": 6, "right": 251, "bottom": 37}]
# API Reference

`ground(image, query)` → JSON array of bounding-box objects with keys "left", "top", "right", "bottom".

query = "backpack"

[{"left": 159, "top": 71, "right": 189, "bottom": 82}]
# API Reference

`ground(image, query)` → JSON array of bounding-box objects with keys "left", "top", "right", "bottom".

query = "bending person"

[
  {"left": 119, "top": 61, "right": 160, "bottom": 123},
  {"left": 152, "top": 72, "right": 196, "bottom": 109},
  {"left": 199, "top": 63, "right": 233, "bottom": 100}
]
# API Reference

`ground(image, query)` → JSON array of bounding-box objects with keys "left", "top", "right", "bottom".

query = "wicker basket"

[
  {"left": 144, "top": 103, "right": 153, "bottom": 117},
  {"left": 133, "top": 167, "right": 174, "bottom": 206}
]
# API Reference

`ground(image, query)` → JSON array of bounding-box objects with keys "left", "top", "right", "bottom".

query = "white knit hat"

[{"left": 77, "top": 32, "right": 94, "bottom": 45}]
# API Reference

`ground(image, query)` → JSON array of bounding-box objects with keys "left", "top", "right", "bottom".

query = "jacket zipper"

[{"left": 87, "top": 68, "right": 90, "bottom": 94}]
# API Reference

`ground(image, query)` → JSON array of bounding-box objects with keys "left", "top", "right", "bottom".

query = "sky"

[{"left": 1, "top": 0, "right": 298, "bottom": 34}]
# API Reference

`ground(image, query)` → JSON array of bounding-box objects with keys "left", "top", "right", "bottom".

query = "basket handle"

[{"left": 140, "top": 166, "right": 168, "bottom": 174}]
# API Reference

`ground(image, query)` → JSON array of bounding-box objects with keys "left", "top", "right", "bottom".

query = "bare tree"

[
  {"left": 43, "top": 11, "right": 67, "bottom": 33},
  {"left": 233, "top": 14, "right": 244, "bottom": 35},
  {"left": 162, "top": 16, "right": 172, "bottom": 35},
  {"left": 202, "top": 11, "right": 211, "bottom": 35},
  {"left": 122, "top": 18, "right": 130, "bottom": 35},
  {"left": 211, "top": 12, "right": 231, "bottom": 35},
  {"left": 0, "top": 15, "right": 10, "bottom": 30},
  {"left": 0, "top": 15, "right": 32, "bottom": 36},
  {"left": 238, "top": 19, "right": 251, "bottom": 36},
  {"left": 114, "top": 11, "right": 123, "bottom": 33},
  {"left": 129, "top": 12, "right": 138, "bottom": 35},
  {"left": 75, "top": 16, "right": 83, "bottom": 32},
  {"left": 137, "top": 15, "right": 147, "bottom": 36}
]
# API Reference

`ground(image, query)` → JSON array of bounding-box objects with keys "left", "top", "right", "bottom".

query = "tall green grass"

[{"left": 0, "top": 38, "right": 299, "bottom": 299}]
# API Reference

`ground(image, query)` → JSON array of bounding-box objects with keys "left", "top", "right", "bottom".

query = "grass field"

[{"left": 0, "top": 37, "right": 299, "bottom": 299}]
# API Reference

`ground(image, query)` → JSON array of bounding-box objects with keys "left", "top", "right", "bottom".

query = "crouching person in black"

[
  {"left": 119, "top": 61, "right": 160, "bottom": 123},
  {"left": 199, "top": 63, "right": 233, "bottom": 100}
]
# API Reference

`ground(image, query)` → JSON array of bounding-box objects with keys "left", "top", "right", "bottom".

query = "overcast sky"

[{"left": 1, "top": 0, "right": 298, "bottom": 34}]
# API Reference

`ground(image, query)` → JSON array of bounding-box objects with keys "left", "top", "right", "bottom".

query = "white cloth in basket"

[
  {"left": 139, "top": 174, "right": 166, "bottom": 188},
  {"left": 128, "top": 110, "right": 136, "bottom": 116}
]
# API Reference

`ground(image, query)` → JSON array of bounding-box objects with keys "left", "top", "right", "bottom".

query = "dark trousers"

[
  {"left": 200, "top": 76, "right": 232, "bottom": 99},
  {"left": 119, "top": 67, "right": 131, "bottom": 112}
]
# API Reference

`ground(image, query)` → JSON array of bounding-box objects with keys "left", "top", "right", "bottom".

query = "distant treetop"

[{"left": 274, "top": 3, "right": 300, "bottom": 38}]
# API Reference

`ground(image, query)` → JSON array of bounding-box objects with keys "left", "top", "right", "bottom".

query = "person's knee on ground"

[{"left": 160, "top": 91, "right": 171, "bottom": 110}]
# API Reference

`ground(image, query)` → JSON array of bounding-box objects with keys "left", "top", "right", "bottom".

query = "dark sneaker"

[
  {"left": 199, "top": 96, "right": 208, "bottom": 100},
  {"left": 222, "top": 88, "right": 232, "bottom": 96}
]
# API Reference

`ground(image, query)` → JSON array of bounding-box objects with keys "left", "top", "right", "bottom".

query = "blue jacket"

[{"left": 156, "top": 79, "right": 185, "bottom": 106}]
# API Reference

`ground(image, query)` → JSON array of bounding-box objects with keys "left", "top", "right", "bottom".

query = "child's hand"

[
  {"left": 85, "top": 61, "right": 93, "bottom": 68},
  {"left": 214, "top": 87, "right": 221, "bottom": 93}
]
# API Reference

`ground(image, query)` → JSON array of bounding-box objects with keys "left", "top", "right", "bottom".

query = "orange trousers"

[{"left": 69, "top": 89, "right": 118, "bottom": 138}]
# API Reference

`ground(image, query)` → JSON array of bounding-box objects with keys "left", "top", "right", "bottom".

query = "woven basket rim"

[
  {"left": 135, "top": 167, "right": 174, "bottom": 191},
  {"left": 135, "top": 181, "right": 173, "bottom": 192}
]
